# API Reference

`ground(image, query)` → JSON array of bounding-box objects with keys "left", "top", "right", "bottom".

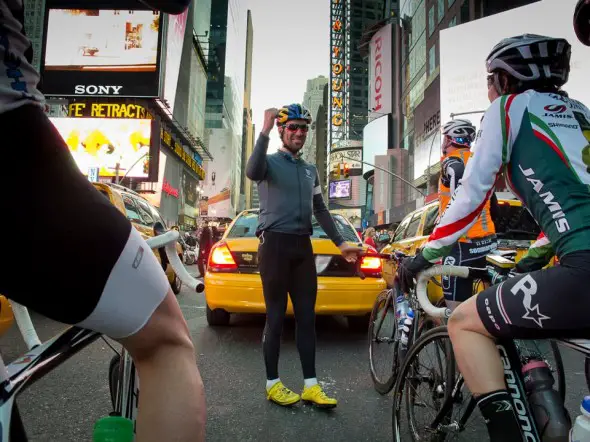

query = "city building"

[
  {"left": 202, "top": 0, "right": 248, "bottom": 219},
  {"left": 360, "top": 0, "right": 540, "bottom": 227},
  {"left": 38, "top": 1, "right": 212, "bottom": 230},
  {"left": 242, "top": 10, "right": 255, "bottom": 210},
  {"left": 302, "top": 75, "right": 329, "bottom": 165}
]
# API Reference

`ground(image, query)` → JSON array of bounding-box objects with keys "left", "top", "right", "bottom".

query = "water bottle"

[
  {"left": 398, "top": 309, "right": 414, "bottom": 362},
  {"left": 93, "top": 416, "right": 134, "bottom": 442},
  {"left": 396, "top": 295, "right": 409, "bottom": 323},
  {"left": 522, "top": 358, "right": 571, "bottom": 442},
  {"left": 569, "top": 396, "right": 590, "bottom": 442}
]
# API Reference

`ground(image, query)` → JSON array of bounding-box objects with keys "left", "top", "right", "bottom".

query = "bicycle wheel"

[
  {"left": 515, "top": 339, "right": 565, "bottom": 403},
  {"left": 392, "top": 326, "right": 485, "bottom": 441},
  {"left": 368, "top": 289, "right": 398, "bottom": 394}
]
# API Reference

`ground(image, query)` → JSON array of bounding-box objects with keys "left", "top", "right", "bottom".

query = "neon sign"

[
  {"left": 162, "top": 178, "right": 179, "bottom": 198},
  {"left": 330, "top": 0, "right": 347, "bottom": 147}
]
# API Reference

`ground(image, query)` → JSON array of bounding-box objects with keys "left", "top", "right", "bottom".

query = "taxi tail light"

[
  {"left": 209, "top": 242, "right": 238, "bottom": 271},
  {"left": 360, "top": 256, "right": 382, "bottom": 275}
]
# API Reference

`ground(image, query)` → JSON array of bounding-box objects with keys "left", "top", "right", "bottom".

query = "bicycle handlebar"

[
  {"left": 146, "top": 230, "right": 205, "bottom": 293},
  {"left": 415, "top": 265, "right": 488, "bottom": 318}
]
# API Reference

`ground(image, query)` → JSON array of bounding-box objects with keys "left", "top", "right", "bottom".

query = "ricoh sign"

[{"left": 368, "top": 23, "right": 392, "bottom": 120}]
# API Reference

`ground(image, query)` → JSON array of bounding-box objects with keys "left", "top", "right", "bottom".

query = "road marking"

[{"left": 180, "top": 305, "right": 206, "bottom": 310}]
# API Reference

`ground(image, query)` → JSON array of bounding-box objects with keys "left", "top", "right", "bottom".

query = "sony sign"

[
  {"left": 74, "top": 85, "right": 123, "bottom": 95},
  {"left": 368, "top": 23, "right": 392, "bottom": 120}
]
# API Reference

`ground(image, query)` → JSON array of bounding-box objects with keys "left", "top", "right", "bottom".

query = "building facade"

[
  {"left": 242, "top": 10, "right": 255, "bottom": 211},
  {"left": 203, "top": 0, "right": 247, "bottom": 219},
  {"left": 302, "top": 75, "right": 329, "bottom": 165}
]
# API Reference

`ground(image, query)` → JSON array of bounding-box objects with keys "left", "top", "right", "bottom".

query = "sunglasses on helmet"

[
  {"left": 451, "top": 137, "right": 472, "bottom": 146},
  {"left": 283, "top": 123, "right": 309, "bottom": 132}
]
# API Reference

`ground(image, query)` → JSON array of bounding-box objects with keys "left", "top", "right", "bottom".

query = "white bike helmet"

[
  {"left": 442, "top": 119, "right": 476, "bottom": 140},
  {"left": 486, "top": 34, "right": 571, "bottom": 87}
]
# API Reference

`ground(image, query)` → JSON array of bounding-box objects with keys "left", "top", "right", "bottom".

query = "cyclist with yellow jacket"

[{"left": 438, "top": 119, "right": 497, "bottom": 310}]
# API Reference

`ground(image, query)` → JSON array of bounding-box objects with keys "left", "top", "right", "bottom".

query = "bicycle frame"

[{"left": 0, "top": 326, "right": 101, "bottom": 441}]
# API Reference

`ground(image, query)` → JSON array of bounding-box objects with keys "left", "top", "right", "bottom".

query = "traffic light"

[
  {"left": 332, "top": 162, "right": 340, "bottom": 178},
  {"left": 143, "top": 155, "right": 150, "bottom": 174},
  {"left": 343, "top": 163, "right": 350, "bottom": 178}
]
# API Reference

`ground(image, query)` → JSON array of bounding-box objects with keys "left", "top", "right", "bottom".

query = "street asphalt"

[{"left": 1, "top": 265, "right": 588, "bottom": 441}]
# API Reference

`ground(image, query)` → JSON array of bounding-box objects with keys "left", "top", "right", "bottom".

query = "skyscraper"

[
  {"left": 242, "top": 10, "right": 255, "bottom": 210},
  {"left": 202, "top": 0, "right": 248, "bottom": 219},
  {"left": 302, "top": 75, "right": 329, "bottom": 165}
]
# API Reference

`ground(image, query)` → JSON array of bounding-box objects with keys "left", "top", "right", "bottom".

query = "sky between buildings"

[{"left": 249, "top": 0, "right": 329, "bottom": 152}]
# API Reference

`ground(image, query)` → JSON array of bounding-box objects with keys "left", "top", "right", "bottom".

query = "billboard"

[
  {"left": 202, "top": 128, "right": 232, "bottom": 218},
  {"left": 329, "top": 179, "right": 352, "bottom": 199},
  {"left": 41, "top": 7, "right": 163, "bottom": 97},
  {"left": 440, "top": 0, "right": 590, "bottom": 138},
  {"left": 368, "top": 23, "right": 392, "bottom": 121},
  {"left": 162, "top": 9, "right": 189, "bottom": 111},
  {"left": 329, "top": 0, "right": 347, "bottom": 150},
  {"left": 49, "top": 117, "right": 158, "bottom": 179},
  {"left": 362, "top": 114, "right": 390, "bottom": 174}
]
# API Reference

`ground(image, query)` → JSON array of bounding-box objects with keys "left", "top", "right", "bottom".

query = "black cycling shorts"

[
  {"left": 0, "top": 105, "right": 169, "bottom": 338},
  {"left": 442, "top": 235, "right": 497, "bottom": 302},
  {"left": 477, "top": 251, "right": 590, "bottom": 339}
]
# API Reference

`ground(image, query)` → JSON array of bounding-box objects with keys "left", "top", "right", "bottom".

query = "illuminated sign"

[
  {"left": 160, "top": 126, "right": 205, "bottom": 180},
  {"left": 330, "top": 0, "right": 347, "bottom": 150},
  {"left": 41, "top": 7, "right": 163, "bottom": 97},
  {"left": 49, "top": 117, "right": 156, "bottom": 179},
  {"left": 162, "top": 178, "right": 179, "bottom": 198},
  {"left": 68, "top": 102, "right": 153, "bottom": 119}
]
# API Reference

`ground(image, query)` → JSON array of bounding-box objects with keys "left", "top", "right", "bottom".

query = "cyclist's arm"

[
  {"left": 442, "top": 156, "right": 466, "bottom": 195},
  {"left": 422, "top": 96, "right": 520, "bottom": 262},
  {"left": 515, "top": 232, "right": 554, "bottom": 273},
  {"left": 312, "top": 171, "right": 345, "bottom": 247},
  {"left": 246, "top": 133, "right": 270, "bottom": 181}
]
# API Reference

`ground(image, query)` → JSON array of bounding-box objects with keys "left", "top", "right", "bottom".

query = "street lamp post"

[{"left": 339, "top": 155, "right": 425, "bottom": 196}]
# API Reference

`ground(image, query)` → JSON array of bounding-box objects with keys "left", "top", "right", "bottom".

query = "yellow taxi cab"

[
  {"left": 203, "top": 209, "right": 387, "bottom": 330},
  {"left": 381, "top": 193, "right": 549, "bottom": 302},
  {"left": 92, "top": 182, "right": 184, "bottom": 294}
]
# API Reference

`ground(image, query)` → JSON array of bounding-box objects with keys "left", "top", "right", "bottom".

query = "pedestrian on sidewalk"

[{"left": 246, "top": 104, "right": 362, "bottom": 408}]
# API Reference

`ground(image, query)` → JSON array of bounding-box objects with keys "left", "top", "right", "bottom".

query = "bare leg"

[
  {"left": 447, "top": 296, "right": 505, "bottom": 395},
  {"left": 118, "top": 289, "right": 206, "bottom": 442}
]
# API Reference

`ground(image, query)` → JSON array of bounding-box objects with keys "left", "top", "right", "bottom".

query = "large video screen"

[
  {"left": 49, "top": 117, "right": 158, "bottom": 179},
  {"left": 41, "top": 8, "right": 163, "bottom": 97},
  {"left": 329, "top": 180, "right": 352, "bottom": 200}
]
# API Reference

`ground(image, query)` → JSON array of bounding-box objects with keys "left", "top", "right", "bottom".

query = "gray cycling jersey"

[
  {"left": 246, "top": 134, "right": 345, "bottom": 246},
  {"left": 0, "top": 1, "right": 44, "bottom": 114}
]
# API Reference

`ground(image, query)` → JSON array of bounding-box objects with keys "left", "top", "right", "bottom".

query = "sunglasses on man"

[{"left": 283, "top": 123, "right": 309, "bottom": 132}]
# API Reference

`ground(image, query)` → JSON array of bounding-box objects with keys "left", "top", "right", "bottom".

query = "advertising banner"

[
  {"left": 202, "top": 128, "right": 232, "bottom": 218},
  {"left": 41, "top": 7, "right": 163, "bottom": 97},
  {"left": 440, "top": 0, "right": 590, "bottom": 137},
  {"left": 49, "top": 117, "right": 159, "bottom": 180},
  {"left": 162, "top": 9, "right": 189, "bottom": 111},
  {"left": 368, "top": 23, "right": 392, "bottom": 121},
  {"left": 329, "top": 179, "right": 352, "bottom": 199}
]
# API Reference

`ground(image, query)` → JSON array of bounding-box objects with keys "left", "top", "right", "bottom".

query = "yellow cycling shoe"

[
  {"left": 266, "top": 382, "right": 301, "bottom": 406},
  {"left": 301, "top": 384, "right": 337, "bottom": 409}
]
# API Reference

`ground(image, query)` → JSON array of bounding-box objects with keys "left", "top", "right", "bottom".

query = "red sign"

[{"left": 162, "top": 178, "right": 179, "bottom": 198}]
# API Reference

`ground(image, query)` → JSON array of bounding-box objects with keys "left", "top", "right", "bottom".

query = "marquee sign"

[{"left": 330, "top": 0, "right": 347, "bottom": 152}]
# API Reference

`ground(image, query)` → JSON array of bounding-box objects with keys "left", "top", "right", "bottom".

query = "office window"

[
  {"left": 438, "top": 0, "right": 444, "bottom": 23},
  {"left": 428, "top": 6, "right": 435, "bottom": 37},
  {"left": 460, "top": 0, "right": 470, "bottom": 23},
  {"left": 428, "top": 44, "right": 436, "bottom": 75},
  {"left": 449, "top": 15, "right": 457, "bottom": 27},
  {"left": 448, "top": 0, "right": 456, "bottom": 5}
]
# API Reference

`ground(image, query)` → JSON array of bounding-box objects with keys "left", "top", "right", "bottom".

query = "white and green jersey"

[{"left": 423, "top": 90, "right": 590, "bottom": 262}]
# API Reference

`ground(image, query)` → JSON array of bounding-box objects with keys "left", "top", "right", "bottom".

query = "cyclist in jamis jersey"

[
  {"left": 0, "top": 1, "right": 205, "bottom": 441},
  {"left": 397, "top": 34, "right": 590, "bottom": 441}
]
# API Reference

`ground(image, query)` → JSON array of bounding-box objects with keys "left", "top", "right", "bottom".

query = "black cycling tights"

[{"left": 258, "top": 231, "right": 317, "bottom": 380}]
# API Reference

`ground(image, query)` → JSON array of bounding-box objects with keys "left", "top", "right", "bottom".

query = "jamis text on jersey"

[{"left": 518, "top": 165, "right": 570, "bottom": 233}]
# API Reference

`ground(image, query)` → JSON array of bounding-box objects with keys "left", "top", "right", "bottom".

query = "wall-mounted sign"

[
  {"left": 329, "top": 0, "right": 347, "bottom": 151},
  {"left": 162, "top": 178, "right": 179, "bottom": 198},
  {"left": 160, "top": 126, "right": 205, "bottom": 180},
  {"left": 41, "top": 5, "right": 163, "bottom": 97},
  {"left": 68, "top": 102, "right": 153, "bottom": 119},
  {"left": 330, "top": 147, "right": 362, "bottom": 175},
  {"left": 368, "top": 23, "right": 392, "bottom": 121}
]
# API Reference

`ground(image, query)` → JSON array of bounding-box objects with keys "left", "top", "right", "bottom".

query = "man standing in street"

[{"left": 246, "top": 104, "right": 361, "bottom": 408}]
